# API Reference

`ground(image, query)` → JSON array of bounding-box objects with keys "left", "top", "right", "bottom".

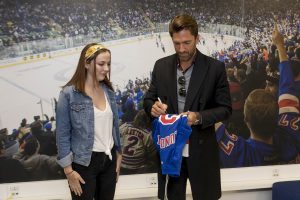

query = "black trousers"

[
  {"left": 158, "top": 157, "right": 219, "bottom": 200},
  {"left": 158, "top": 157, "right": 188, "bottom": 200},
  {"left": 71, "top": 150, "right": 117, "bottom": 200}
]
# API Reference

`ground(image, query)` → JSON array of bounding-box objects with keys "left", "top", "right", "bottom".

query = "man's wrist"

[{"left": 193, "top": 112, "right": 202, "bottom": 125}]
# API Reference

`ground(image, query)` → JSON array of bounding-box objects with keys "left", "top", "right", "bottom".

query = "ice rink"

[{"left": 0, "top": 33, "right": 241, "bottom": 131}]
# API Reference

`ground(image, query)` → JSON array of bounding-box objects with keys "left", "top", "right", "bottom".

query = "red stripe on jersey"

[{"left": 279, "top": 99, "right": 299, "bottom": 110}]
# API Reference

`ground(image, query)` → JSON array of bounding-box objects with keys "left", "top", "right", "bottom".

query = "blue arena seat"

[{"left": 272, "top": 180, "right": 300, "bottom": 200}]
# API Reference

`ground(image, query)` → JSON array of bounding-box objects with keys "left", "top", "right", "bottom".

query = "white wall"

[{"left": 1, "top": 164, "right": 299, "bottom": 200}]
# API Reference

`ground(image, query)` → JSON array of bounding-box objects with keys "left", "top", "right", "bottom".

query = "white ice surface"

[{"left": 0, "top": 33, "right": 240, "bottom": 131}]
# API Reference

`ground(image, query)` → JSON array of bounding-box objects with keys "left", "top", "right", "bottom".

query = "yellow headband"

[{"left": 85, "top": 44, "right": 108, "bottom": 59}]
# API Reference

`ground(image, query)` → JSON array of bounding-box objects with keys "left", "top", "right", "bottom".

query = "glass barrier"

[{"left": 0, "top": 23, "right": 245, "bottom": 60}]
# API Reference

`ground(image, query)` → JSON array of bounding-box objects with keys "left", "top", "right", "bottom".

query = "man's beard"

[{"left": 178, "top": 49, "right": 196, "bottom": 62}]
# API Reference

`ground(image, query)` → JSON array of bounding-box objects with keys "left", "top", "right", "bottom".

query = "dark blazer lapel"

[
  {"left": 166, "top": 54, "right": 178, "bottom": 114},
  {"left": 184, "top": 50, "right": 209, "bottom": 111}
]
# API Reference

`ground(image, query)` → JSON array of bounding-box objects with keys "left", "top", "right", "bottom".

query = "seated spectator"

[
  {"left": 265, "top": 70, "right": 280, "bottom": 98},
  {"left": 10, "top": 129, "right": 19, "bottom": 140},
  {"left": 50, "top": 116, "right": 56, "bottom": 131},
  {"left": 0, "top": 128, "right": 19, "bottom": 157},
  {"left": 0, "top": 134, "right": 28, "bottom": 183},
  {"left": 121, "top": 98, "right": 138, "bottom": 123},
  {"left": 120, "top": 110, "right": 158, "bottom": 174},
  {"left": 225, "top": 68, "right": 249, "bottom": 138},
  {"left": 17, "top": 118, "right": 30, "bottom": 142},
  {"left": 16, "top": 138, "right": 62, "bottom": 181},
  {"left": 30, "top": 121, "right": 57, "bottom": 156},
  {"left": 44, "top": 122, "right": 52, "bottom": 133}
]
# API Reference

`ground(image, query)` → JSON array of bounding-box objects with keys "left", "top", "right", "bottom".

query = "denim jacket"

[{"left": 56, "top": 83, "right": 121, "bottom": 168}]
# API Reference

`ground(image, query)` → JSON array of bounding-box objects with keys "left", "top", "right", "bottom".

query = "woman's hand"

[
  {"left": 64, "top": 166, "right": 85, "bottom": 196},
  {"left": 66, "top": 170, "right": 85, "bottom": 196}
]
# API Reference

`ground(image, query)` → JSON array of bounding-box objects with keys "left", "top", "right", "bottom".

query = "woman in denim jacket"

[{"left": 56, "top": 43, "right": 122, "bottom": 200}]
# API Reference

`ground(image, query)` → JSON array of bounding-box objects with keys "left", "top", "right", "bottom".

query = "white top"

[
  {"left": 182, "top": 143, "right": 189, "bottom": 157},
  {"left": 92, "top": 93, "right": 114, "bottom": 160}
]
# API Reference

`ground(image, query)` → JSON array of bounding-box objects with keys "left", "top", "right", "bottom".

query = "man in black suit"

[{"left": 143, "top": 14, "right": 232, "bottom": 200}]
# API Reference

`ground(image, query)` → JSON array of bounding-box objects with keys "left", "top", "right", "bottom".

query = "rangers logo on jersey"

[{"left": 159, "top": 114, "right": 181, "bottom": 125}]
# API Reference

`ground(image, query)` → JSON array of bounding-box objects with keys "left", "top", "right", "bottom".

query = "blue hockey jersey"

[
  {"left": 152, "top": 114, "right": 192, "bottom": 177},
  {"left": 276, "top": 61, "right": 300, "bottom": 155}
]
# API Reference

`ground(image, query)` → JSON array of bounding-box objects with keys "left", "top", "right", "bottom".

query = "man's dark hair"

[
  {"left": 34, "top": 115, "right": 40, "bottom": 121},
  {"left": 244, "top": 89, "right": 278, "bottom": 139},
  {"left": 24, "top": 138, "right": 39, "bottom": 156},
  {"left": 21, "top": 118, "right": 27, "bottom": 127},
  {"left": 169, "top": 14, "right": 198, "bottom": 38},
  {"left": 132, "top": 110, "right": 151, "bottom": 130},
  {"left": 30, "top": 120, "right": 43, "bottom": 130}
]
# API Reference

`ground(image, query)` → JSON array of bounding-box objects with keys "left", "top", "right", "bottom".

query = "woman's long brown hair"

[{"left": 63, "top": 43, "right": 114, "bottom": 93}]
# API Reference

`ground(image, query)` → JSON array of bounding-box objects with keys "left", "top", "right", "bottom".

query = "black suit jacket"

[{"left": 144, "top": 50, "right": 232, "bottom": 199}]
